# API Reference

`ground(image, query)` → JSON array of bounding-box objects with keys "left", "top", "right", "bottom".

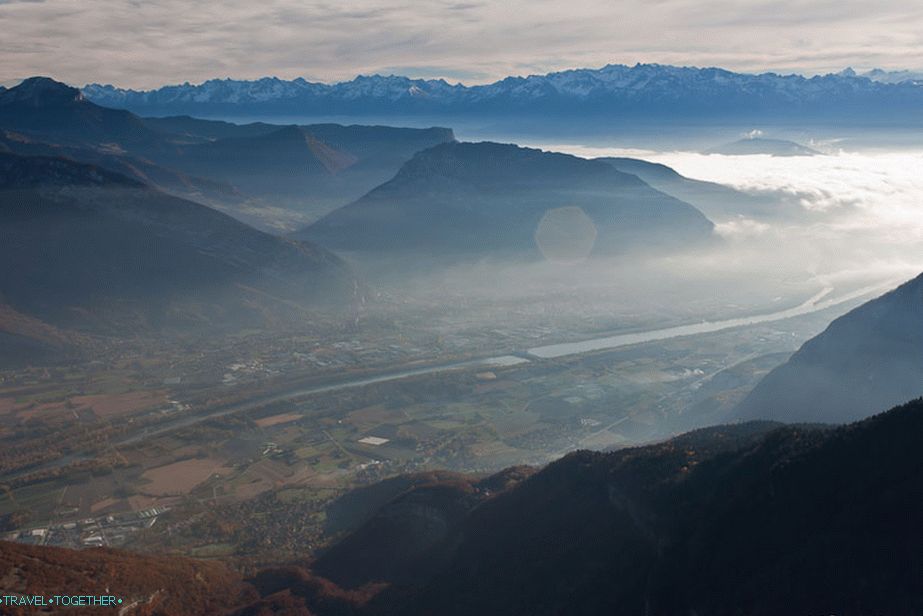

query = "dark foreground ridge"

[
  {"left": 0, "top": 540, "right": 253, "bottom": 615},
  {"left": 7, "top": 399, "right": 920, "bottom": 615},
  {"left": 253, "top": 398, "right": 923, "bottom": 615}
]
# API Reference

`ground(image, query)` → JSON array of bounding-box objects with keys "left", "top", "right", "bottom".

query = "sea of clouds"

[{"left": 539, "top": 144, "right": 923, "bottom": 286}]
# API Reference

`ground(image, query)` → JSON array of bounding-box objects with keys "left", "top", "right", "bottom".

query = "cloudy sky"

[{"left": 2, "top": 0, "right": 923, "bottom": 88}]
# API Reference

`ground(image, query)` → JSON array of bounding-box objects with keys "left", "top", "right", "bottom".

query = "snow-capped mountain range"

[
  {"left": 81, "top": 63, "right": 923, "bottom": 120},
  {"left": 842, "top": 67, "right": 923, "bottom": 85}
]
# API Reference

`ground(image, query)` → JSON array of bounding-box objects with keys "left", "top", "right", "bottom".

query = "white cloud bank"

[
  {"left": 656, "top": 150, "right": 923, "bottom": 236},
  {"left": 657, "top": 150, "right": 923, "bottom": 282},
  {"left": 544, "top": 144, "right": 923, "bottom": 283}
]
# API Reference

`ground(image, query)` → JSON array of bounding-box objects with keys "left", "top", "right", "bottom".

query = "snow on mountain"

[
  {"left": 81, "top": 63, "right": 923, "bottom": 118},
  {"left": 860, "top": 68, "right": 923, "bottom": 85}
]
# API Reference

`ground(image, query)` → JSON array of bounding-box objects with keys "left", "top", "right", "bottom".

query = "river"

[{"left": 0, "top": 280, "right": 894, "bottom": 482}]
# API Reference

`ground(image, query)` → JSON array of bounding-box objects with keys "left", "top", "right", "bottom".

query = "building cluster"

[{"left": 4, "top": 507, "right": 169, "bottom": 549}]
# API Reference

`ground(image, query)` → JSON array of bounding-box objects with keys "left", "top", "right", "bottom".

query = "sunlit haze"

[{"left": 1, "top": 3, "right": 922, "bottom": 612}]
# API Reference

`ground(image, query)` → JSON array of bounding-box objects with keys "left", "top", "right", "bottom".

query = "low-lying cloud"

[
  {"left": 656, "top": 149, "right": 923, "bottom": 238},
  {"left": 540, "top": 144, "right": 923, "bottom": 286}
]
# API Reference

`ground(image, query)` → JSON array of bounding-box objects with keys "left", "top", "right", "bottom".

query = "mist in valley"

[
  {"left": 352, "top": 143, "right": 923, "bottom": 344},
  {"left": 3, "top": 73, "right": 923, "bottom": 612},
  {"left": 4, "top": 0, "right": 923, "bottom": 608}
]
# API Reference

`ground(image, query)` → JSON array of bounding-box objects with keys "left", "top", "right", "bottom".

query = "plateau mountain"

[{"left": 299, "top": 142, "right": 715, "bottom": 265}]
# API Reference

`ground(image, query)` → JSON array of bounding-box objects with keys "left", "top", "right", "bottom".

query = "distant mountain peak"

[
  {"left": 0, "top": 76, "right": 83, "bottom": 107},
  {"left": 300, "top": 140, "right": 714, "bottom": 261},
  {"left": 393, "top": 141, "right": 638, "bottom": 187},
  {"left": 860, "top": 67, "right": 923, "bottom": 84},
  {"left": 81, "top": 63, "right": 923, "bottom": 122},
  {"left": 707, "top": 136, "right": 821, "bottom": 156}
]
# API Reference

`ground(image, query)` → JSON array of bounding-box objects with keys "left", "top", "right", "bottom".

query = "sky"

[{"left": 2, "top": 0, "right": 923, "bottom": 89}]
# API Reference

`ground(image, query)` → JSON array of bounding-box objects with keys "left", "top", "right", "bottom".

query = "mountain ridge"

[
  {"left": 706, "top": 137, "right": 821, "bottom": 156},
  {"left": 245, "top": 398, "right": 923, "bottom": 615},
  {"left": 80, "top": 63, "right": 923, "bottom": 122},
  {"left": 0, "top": 77, "right": 457, "bottom": 230},
  {"left": 597, "top": 156, "right": 785, "bottom": 221},
  {"left": 0, "top": 77, "right": 161, "bottom": 146},
  {"left": 299, "top": 141, "right": 715, "bottom": 262},
  {"left": 2, "top": 399, "right": 921, "bottom": 614},
  {"left": 734, "top": 272, "right": 923, "bottom": 424},
  {"left": 0, "top": 151, "right": 355, "bottom": 344}
]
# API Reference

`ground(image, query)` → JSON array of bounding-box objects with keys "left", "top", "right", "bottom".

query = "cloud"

[
  {"left": 655, "top": 149, "right": 923, "bottom": 276},
  {"left": 652, "top": 149, "right": 923, "bottom": 224},
  {"left": 713, "top": 218, "right": 771, "bottom": 239},
  {"left": 539, "top": 143, "right": 923, "bottom": 282},
  {"left": 2, "top": 0, "right": 923, "bottom": 88}
]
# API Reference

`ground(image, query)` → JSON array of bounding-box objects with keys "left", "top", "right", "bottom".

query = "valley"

[
  {"left": 0, "top": 273, "right": 886, "bottom": 563},
  {"left": 1, "top": 48, "right": 923, "bottom": 613}
]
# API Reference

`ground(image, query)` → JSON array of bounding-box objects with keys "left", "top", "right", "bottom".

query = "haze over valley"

[{"left": 1, "top": 9, "right": 923, "bottom": 609}]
